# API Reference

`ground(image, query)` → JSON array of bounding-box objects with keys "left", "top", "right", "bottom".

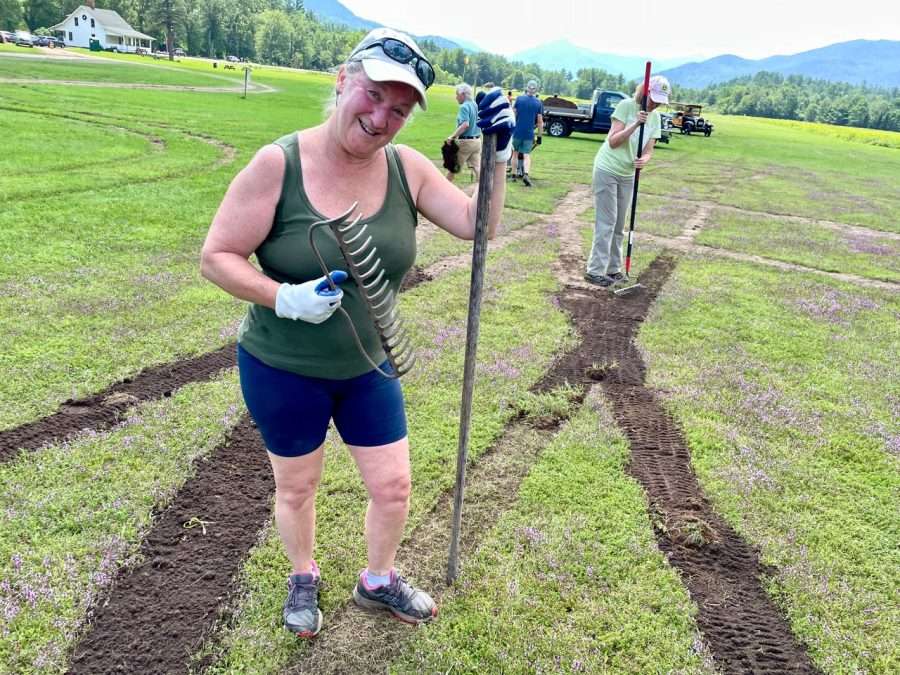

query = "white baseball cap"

[
  {"left": 526, "top": 79, "right": 539, "bottom": 94},
  {"left": 648, "top": 75, "right": 671, "bottom": 104},
  {"left": 348, "top": 28, "right": 432, "bottom": 110}
]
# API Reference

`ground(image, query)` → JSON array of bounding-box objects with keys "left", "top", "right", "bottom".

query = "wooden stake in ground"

[{"left": 447, "top": 133, "right": 497, "bottom": 585}]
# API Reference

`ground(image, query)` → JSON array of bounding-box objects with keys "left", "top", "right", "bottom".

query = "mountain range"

[
  {"left": 660, "top": 40, "right": 900, "bottom": 89},
  {"left": 302, "top": 0, "right": 476, "bottom": 52},
  {"left": 301, "top": 0, "right": 900, "bottom": 89},
  {"left": 508, "top": 40, "right": 692, "bottom": 77}
]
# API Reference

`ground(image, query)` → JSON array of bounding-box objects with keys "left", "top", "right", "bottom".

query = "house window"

[
  {"left": 68, "top": 32, "right": 72, "bottom": 40},
  {"left": 90, "top": 18, "right": 95, "bottom": 28},
  {"left": 74, "top": 17, "right": 78, "bottom": 26}
]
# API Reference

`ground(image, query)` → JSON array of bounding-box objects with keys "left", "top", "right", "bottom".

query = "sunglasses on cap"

[{"left": 350, "top": 38, "right": 435, "bottom": 89}]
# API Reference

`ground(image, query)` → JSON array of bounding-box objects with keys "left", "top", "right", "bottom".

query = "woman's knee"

[
  {"left": 369, "top": 471, "right": 411, "bottom": 506},
  {"left": 275, "top": 474, "right": 321, "bottom": 511}
]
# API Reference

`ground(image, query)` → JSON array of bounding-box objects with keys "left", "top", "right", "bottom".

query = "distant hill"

[
  {"left": 303, "top": 0, "right": 378, "bottom": 31},
  {"left": 509, "top": 40, "right": 690, "bottom": 77},
  {"left": 661, "top": 40, "right": 900, "bottom": 89},
  {"left": 302, "top": 0, "right": 478, "bottom": 52}
]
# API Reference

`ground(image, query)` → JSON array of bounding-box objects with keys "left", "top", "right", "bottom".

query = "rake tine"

[
  {"left": 356, "top": 257, "right": 382, "bottom": 280},
  {"left": 353, "top": 246, "right": 377, "bottom": 269},
  {"left": 374, "top": 304, "right": 397, "bottom": 324},
  {"left": 307, "top": 199, "right": 417, "bottom": 381},
  {"left": 361, "top": 268, "right": 386, "bottom": 290},
  {"left": 395, "top": 354, "right": 416, "bottom": 376},
  {"left": 385, "top": 326, "right": 409, "bottom": 349},
  {"left": 391, "top": 339, "right": 415, "bottom": 364},
  {"left": 348, "top": 235, "right": 373, "bottom": 257},
  {"left": 341, "top": 223, "right": 368, "bottom": 245},
  {"left": 365, "top": 278, "right": 391, "bottom": 302},
  {"left": 381, "top": 320, "right": 403, "bottom": 342},
  {"left": 337, "top": 211, "right": 363, "bottom": 232},
  {"left": 368, "top": 289, "right": 393, "bottom": 313}
]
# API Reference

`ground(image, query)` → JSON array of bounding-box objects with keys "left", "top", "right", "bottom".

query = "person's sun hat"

[
  {"left": 648, "top": 75, "right": 671, "bottom": 104},
  {"left": 347, "top": 28, "right": 432, "bottom": 110}
]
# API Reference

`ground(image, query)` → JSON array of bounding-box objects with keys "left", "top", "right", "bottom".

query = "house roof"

[{"left": 51, "top": 5, "right": 154, "bottom": 41}]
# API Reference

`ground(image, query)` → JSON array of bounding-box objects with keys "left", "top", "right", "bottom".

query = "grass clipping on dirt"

[
  {"left": 639, "top": 258, "right": 900, "bottom": 673},
  {"left": 395, "top": 386, "right": 712, "bottom": 674}
]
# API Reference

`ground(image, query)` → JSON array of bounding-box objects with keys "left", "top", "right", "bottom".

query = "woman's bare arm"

[{"left": 200, "top": 144, "right": 285, "bottom": 309}]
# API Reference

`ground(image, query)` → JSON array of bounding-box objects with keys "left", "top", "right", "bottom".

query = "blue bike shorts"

[{"left": 237, "top": 344, "right": 408, "bottom": 457}]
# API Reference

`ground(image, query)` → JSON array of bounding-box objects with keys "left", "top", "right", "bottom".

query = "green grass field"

[{"left": 1, "top": 51, "right": 897, "bottom": 674}]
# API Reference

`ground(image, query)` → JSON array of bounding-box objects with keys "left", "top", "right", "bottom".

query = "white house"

[{"left": 51, "top": 3, "right": 154, "bottom": 53}]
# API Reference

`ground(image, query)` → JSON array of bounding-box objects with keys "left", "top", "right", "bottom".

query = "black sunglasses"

[{"left": 351, "top": 38, "right": 435, "bottom": 89}]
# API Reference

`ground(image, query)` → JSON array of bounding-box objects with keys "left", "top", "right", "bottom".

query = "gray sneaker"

[
  {"left": 353, "top": 570, "right": 437, "bottom": 624},
  {"left": 283, "top": 572, "right": 323, "bottom": 637},
  {"left": 584, "top": 273, "right": 613, "bottom": 287}
]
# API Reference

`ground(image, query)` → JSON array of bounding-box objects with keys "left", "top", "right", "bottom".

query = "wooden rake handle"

[{"left": 447, "top": 133, "right": 497, "bottom": 585}]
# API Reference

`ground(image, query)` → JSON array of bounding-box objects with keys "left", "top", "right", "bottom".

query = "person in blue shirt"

[
  {"left": 446, "top": 83, "right": 482, "bottom": 182},
  {"left": 511, "top": 79, "right": 544, "bottom": 187}
]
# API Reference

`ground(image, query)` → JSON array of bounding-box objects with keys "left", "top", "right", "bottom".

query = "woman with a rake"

[
  {"left": 200, "top": 28, "right": 514, "bottom": 637},
  {"left": 584, "top": 74, "right": 670, "bottom": 287}
]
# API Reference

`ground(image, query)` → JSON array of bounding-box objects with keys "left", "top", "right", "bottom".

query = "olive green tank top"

[{"left": 237, "top": 132, "right": 418, "bottom": 379}]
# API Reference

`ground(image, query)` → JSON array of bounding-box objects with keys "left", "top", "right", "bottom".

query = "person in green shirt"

[
  {"left": 585, "top": 75, "right": 670, "bottom": 287},
  {"left": 200, "top": 28, "right": 514, "bottom": 638}
]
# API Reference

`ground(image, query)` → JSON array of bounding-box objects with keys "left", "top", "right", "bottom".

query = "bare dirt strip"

[
  {"left": 0, "top": 344, "right": 236, "bottom": 463},
  {"left": 551, "top": 263, "right": 818, "bottom": 674},
  {"left": 12, "top": 187, "right": 818, "bottom": 672},
  {"left": 552, "top": 196, "right": 819, "bottom": 672},
  {"left": 67, "top": 418, "right": 273, "bottom": 674}
]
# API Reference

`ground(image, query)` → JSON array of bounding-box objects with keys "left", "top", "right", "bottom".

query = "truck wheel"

[
  {"left": 704, "top": 127, "right": 712, "bottom": 137},
  {"left": 547, "top": 120, "right": 569, "bottom": 138}
]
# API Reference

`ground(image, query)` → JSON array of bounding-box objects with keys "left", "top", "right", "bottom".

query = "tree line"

[
  {"left": 4, "top": 2, "right": 896, "bottom": 131},
  {"left": 678, "top": 71, "right": 900, "bottom": 132}
]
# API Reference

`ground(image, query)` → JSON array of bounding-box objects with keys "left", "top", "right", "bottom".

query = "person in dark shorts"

[
  {"left": 200, "top": 27, "right": 514, "bottom": 637},
  {"left": 511, "top": 79, "right": 543, "bottom": 187}
]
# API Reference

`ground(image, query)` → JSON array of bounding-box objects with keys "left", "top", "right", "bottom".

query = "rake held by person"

[{"left": 584, "top": 66, "right": 670, "bottom": 293}]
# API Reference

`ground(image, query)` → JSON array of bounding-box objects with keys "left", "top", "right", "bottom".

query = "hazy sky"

[{"left": 339, "top": 0, "right": 900, "bottom": 59}]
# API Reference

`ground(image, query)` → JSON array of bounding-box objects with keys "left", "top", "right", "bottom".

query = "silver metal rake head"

[{"left": 308, "top": 202, "right": 416, "bottom": 379}]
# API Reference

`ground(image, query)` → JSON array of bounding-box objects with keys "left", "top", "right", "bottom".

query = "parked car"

[
  {"left": 49, "top": 36, "right": 66, "bottom": 48},
  {"left": 173, "top": 47, "right": 185, "bottom": 57},
  {"left": 135, "top": 46, "right": 148, "bottom": 55},
  {"left": 13, "top": 31, "right": 35, "bottom": 47},
  {"left": 226, "top": 54, "right": 239, "bottom": 62},
  {"left": 666, "top": 103, "right": 714, "bottom": 136},
  {"left": 0, "top": 30, "right": 14, "bottom": 44},
  {"left": 33, "top": 35, "right": 52, "bottom": 47}
]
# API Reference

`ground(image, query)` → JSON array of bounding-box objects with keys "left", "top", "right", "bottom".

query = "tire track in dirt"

[
  {"left": 550, "top": 193, "right": 819, "bottom": 672},
  {"left": 0, "top": 345, "right": 236, "bottom": 463},
  {"left": 0, "top": 77, "right": 277, "bottom": 94}
]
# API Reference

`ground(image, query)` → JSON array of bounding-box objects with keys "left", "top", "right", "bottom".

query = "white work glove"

[
  {"left": 476, "top": 88, "right": 515, "bottom": 164},
  {"left": 274, "top": 270, "right": 348, "bottom": 324}
]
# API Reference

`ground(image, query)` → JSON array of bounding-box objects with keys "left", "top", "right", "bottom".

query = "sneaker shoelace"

[
  {"left": 287, "top": 579, "right": 318, "bottom": 610},
  {"left": 381, "top": 574, "right": 413, "bottom": 607}
]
